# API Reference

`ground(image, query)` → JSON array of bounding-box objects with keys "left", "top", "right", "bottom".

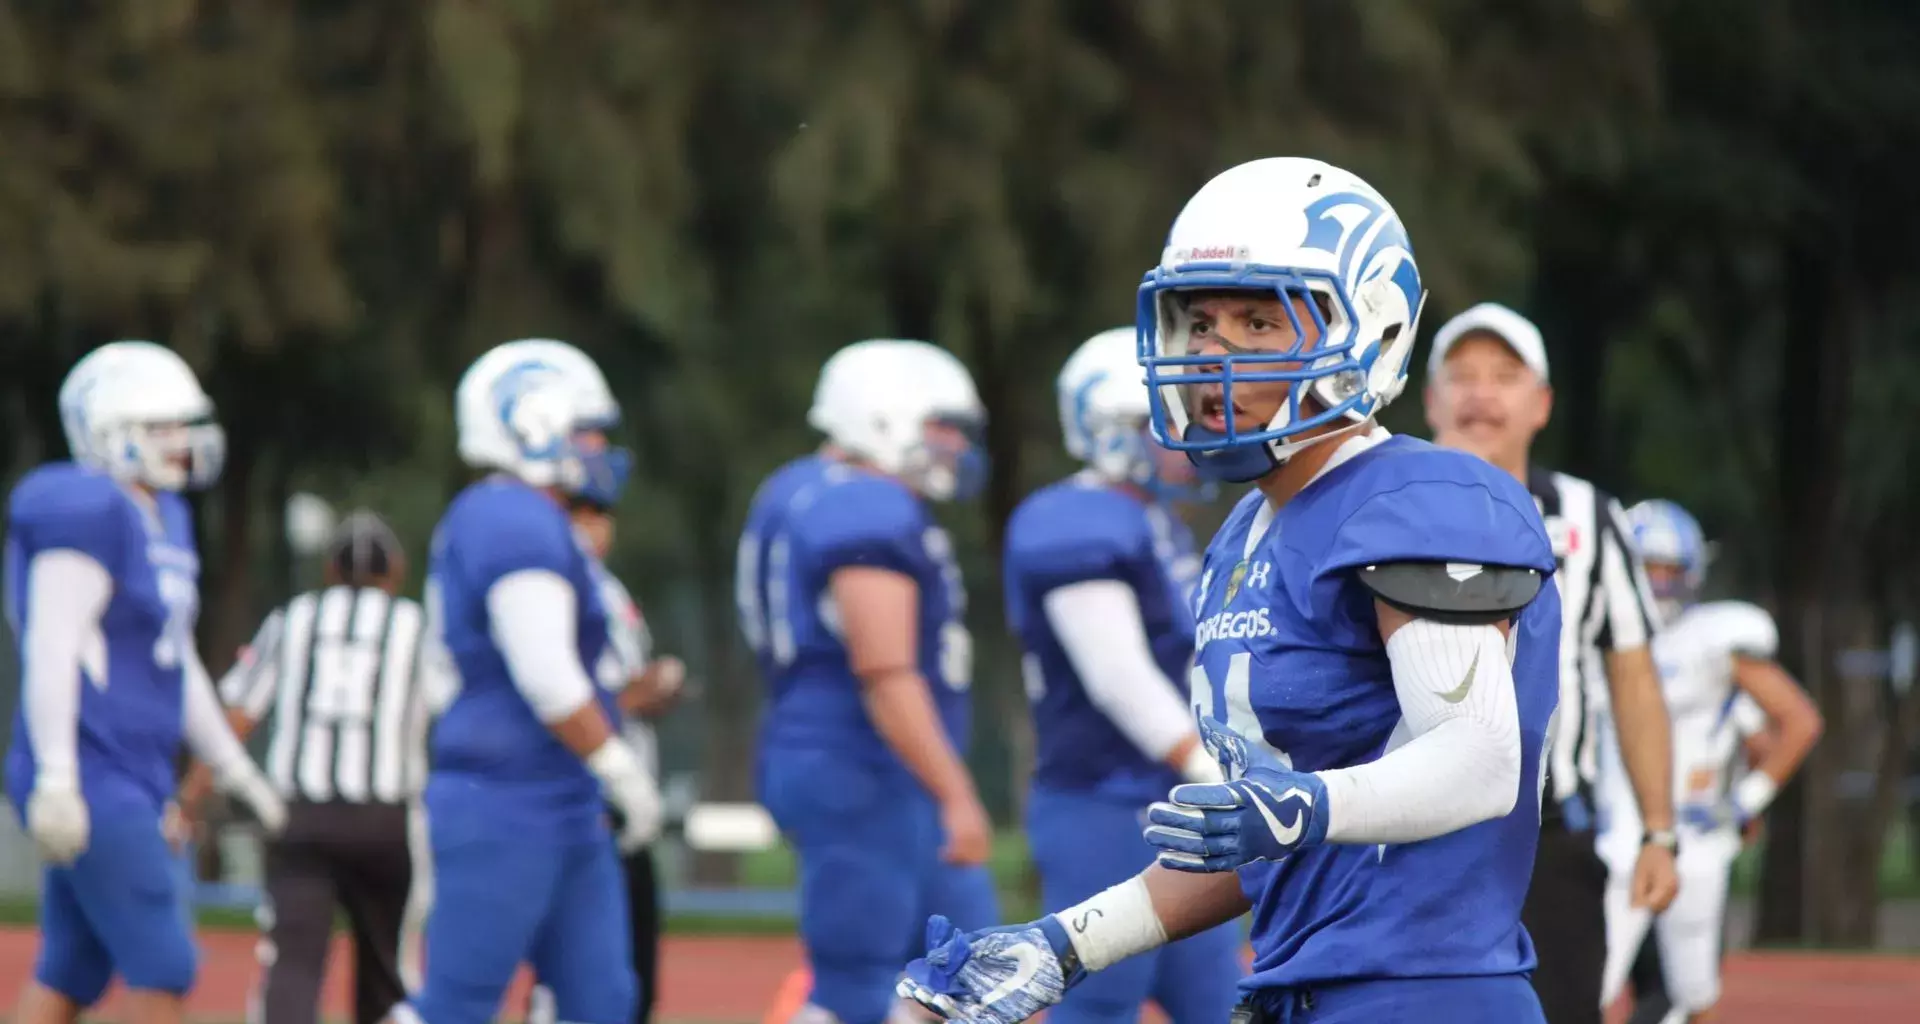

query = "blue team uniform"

[
  {"left": 738, "top": 455, "right": 977, "bottom": 1024},
  {"left": 4, "top": 463, "right": 203, "bottom": 999},
  {"left": 409, "top": 477, "right": 634, "bottom": 1024},
  {"left": 1193, "top": 436, "right": 1559, "bottom": 1020},
  {"left": 1004, "top": 473, "right": 1241, "bottom": 1024}
]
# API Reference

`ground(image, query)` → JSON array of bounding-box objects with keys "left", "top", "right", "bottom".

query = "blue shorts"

[
  {"left": 402, "top": 796, "right": 635, "bottom": 1024},
  {"left": 1028, "top": 786, "right": 1241, "bottom": 1024},
  {"left": 761, "top": 748, "right": 962, "bottom": 1024},
  {"left": 1248, "top": 975, "right": 1545, "bottom": 1023},
  {"left": 32, "top": 807, "right": 196, "bottom": 1002}
]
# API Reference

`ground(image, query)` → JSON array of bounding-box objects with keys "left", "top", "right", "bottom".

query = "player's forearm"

[
  {"left": 1050, "top": 865, "right": 1247, "bottom": 973},
  {"left": 860, "top": 668, "right": 977, "bottom": 806},
  {"left": 487, "top": 569, "right": 605, "bottom": 731},
  {"left": 548, "top": 701, "right": 619, "bottom": 760},
  {"left": 1606, "top": 645, "right": 1675, "bottom": 829},
  {"left": 1317, "top": 618, "right": 1522, "bottom": 843},
  {"left": 182, "top": 653, "right": 259, "bottom": 782},
  {"left": 1043, "top": 580, "right": 1213, "bottom": 780},
  {"left": 22, "top": 550, "right": 114, "bottom": 786}
]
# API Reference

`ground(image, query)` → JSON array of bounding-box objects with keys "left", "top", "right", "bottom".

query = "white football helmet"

[
  {"left": 58, "top": 341, "right": 225, "bottom": 491},
  {"left": 455, "top": 338, "right": 632, "bottom": 503},
  {"left": 1058, "top": 327, "right": 1160, "bottom": 486},
  {"left": 1138, "top": 157, "right": 1427, "bottom": 482},
  {"left": 807, "top": 339, "right": 986, "bottom": 501},
  {"left": 1626, "top": 498, "right": 1713, "bottom": 624}
]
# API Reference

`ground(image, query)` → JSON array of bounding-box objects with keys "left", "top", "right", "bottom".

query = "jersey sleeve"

[
  {"left": 1321, "top": 472, "right": 1556, "bottom": 578},
  {"left": 1710, "top": 601, "right": 1779, "bottom": 660},
  {"left": 795, "top": 477, "right": 926, "bottom": 577},
  {"left": 220, "top": 607, "right": 287, "bottom": 719},
  {"left": 1004, "top": 489, "right": 1148, "bottom": 592},
  {"left": 457, "top": 488, "right": 580, "bottom": 586},
  {"left": 8, "top": 471, "right": 128, "bottom": 573}
]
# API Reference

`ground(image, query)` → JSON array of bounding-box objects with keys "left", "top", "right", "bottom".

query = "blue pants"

[
  {"left": 1248, "top": 975, "right": 1545, "bottom": 1023},
  {"left": 763, "top": 749, "right": 975, "bottom": 1024},
  {"left": 1027, "top": 787, "right": 1242, "bottom": 1024},
  {"left": 404, "top": 802, "right": 634, "bottom": 1024},
  {"left": 33, "top": 807, "right": 197, "bottom": 1002}
]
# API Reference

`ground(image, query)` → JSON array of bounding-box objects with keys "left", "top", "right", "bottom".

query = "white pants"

[{"left": 1599, "top": 826, "right": 1739, "bottom": 1014}]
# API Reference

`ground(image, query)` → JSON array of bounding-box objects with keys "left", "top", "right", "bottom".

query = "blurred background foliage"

[{"left": 0, "top": 0, "right": 1917, "bottom": 946}]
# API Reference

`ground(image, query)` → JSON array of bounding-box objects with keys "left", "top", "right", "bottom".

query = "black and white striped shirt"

[
  {"left": 1527, "top": 467, "right": 1661, "bottom": 826},
  {"left": 219, "top": 585, "right": 442, "bottom": 805}
]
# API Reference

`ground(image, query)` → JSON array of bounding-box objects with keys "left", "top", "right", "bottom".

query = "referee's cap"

[
  {"left": 1427, "top": 302, "right": 1550, "bottom": 383},
  {"left": 326, "top": 509, "right": 405, "bottom": 584}
]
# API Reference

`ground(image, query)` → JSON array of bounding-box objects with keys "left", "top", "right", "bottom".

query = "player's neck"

[{"left": 1254, "top": 435, "right": 1342, "bottom": 510}]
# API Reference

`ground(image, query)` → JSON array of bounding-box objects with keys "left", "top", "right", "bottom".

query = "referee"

[
  {"left": 188, "top": 511, "right": 442, "bottom": 1024},
  {"left": 1423, "top": 303, "right": 1680, "bottom": 1024}
]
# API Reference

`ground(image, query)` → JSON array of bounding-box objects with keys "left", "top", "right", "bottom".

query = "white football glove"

[
  {"left": 589, "top": 740, "right": 663, "bottom": 853},
  {"left": 222, "top": 768, "right": 288, "bottom": 837},
  {"left": 27, "top": 777, "right": 91, "bottom": 865}
]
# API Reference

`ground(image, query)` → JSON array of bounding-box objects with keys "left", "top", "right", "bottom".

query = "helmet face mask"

[{"left": 1135, "top": 158, "right": 1425, "bottom": 484}]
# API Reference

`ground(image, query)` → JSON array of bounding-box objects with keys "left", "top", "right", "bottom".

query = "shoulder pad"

[{"left": 1356, "top": 560, "right": 1545, "bottom": 626}]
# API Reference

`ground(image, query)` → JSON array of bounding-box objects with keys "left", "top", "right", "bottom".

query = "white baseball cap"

[{"left": 1427, "top": 302, "right": 1550, "bottom": 383}]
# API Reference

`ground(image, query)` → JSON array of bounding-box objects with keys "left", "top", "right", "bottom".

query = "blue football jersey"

[
  {"left": 4, "top": 463, "right": 201, "bottom": 813},
  {"left": 1004, "top": 473, "right": 1201, "bottom": 804},
  {"left": 424, "top": 477, "right": 617, "bottom": 838},
  {"left": 736, "top": 455, "right": 971, "bottom": 769},
  {"left": 1188, "top": 435, "right": 1560, "bottom": 990}
]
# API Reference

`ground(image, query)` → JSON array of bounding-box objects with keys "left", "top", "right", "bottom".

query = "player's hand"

[
  {"left": 940, "top": 793, "right": 993, "bottom": 866},
  {"left": 161, "top": 800, "right": 191, "bottom": 852},
  {"left": 223, "top": 769, "right": 288, "bottom": 837},
  {"left": 26, "top": 778, "right": 90, "bottom": 865},
  {"left": 897, "top": 913, "right": 1082, "bottom": 1024},
  {"left": 1679, "top": 798, "right": 1751, "bottom": 834},
  {"left": 1143, "top": 716, "right": 1327, "bottom": 872},
  {"left": 609, "top": 771, "right": 663, "bottom": 854},
  {"left": 620, "top": 656, "right": 686, "bottom": 719},
  {"left": 1630, "top": 840, "right": 1679, "bottom": 912}
]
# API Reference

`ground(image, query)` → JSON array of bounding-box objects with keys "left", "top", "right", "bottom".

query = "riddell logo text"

[
  {"left": 1195, "top": 608, "right": 1274, "bottom": 651},
  {"left": 1176, "top": 245, "right": 1249, "bottom": 261}
]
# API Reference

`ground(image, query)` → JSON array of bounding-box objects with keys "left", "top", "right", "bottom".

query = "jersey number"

[
  {"left": 152, "top": 567, "right": 198, "bottom": 671},
  {"left": 940, "top": 621, "right": 972, "bottom": 692},
  {"left": 1189, "top": 651, "right": 1292, "bottom": 770},
  {"left": 309, "top": 642, "right": 380, "bottom": 724}
]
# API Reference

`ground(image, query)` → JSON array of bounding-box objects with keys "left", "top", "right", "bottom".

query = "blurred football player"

[
  {"left": 736, "top": 339, "right": 994, "bottom": 1024},
  {"left": 999, "top": 326, "right": 1240, "bottom": 1024},
  {"left": 1597, "top": 500, "right": 1821, "bottom": 1023},
  {"left": 390, "top": 338, "right": 662, "bottom": 1024},
  {"left": 7, "top": 341, "right": 285, "bottom": 1024},
  {"left": 900, "top": 157, "right": 1562, "bottom": 1023}
]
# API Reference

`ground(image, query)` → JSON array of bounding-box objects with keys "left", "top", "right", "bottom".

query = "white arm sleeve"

[
  {"left": 22, "top": 550, "right": 113, "bottom": 787},
  {"left": 183, "top": 644, "right": 258, "bottom": 782},
  {"left": 1316, "top": 619, "right": 1523, "bottom": 844},
  {"left": 487, "top": 569, "right": 598, "bottom": 724},
  {"left": 1043, "top": 579, "right": 1197, "bottom": 764}
]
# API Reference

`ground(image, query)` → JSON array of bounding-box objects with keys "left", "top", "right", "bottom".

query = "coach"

[{"left": 1423, "top": 304, "right": 1680, "bottom": 1024}]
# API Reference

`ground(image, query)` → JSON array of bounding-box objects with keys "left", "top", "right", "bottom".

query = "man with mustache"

[{"left": 1423, "top": 304, "right": 1681, "bottom": 1024}]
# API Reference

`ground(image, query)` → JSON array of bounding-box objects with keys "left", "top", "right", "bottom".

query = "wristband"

[
  {"left": 1731, "top": 773, "right": 1779, "bottom": 819},
  {"left": 1180, "top": 743, "right": 1224, "bottom": 785},
  {"left": 587, "top": 739, "right": 645, "bottom": 788},
  {"left": 1048, "top": 875, "right": 1168, "bottom": 972}
]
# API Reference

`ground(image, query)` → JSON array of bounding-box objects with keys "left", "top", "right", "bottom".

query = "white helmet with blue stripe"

[
  {"left": 1138, "top": 157, "right": 1427, "bottom": 482},
  {"left": 455, "top": 338, "right": 632, "bottom": 505},
  {"left": 1058, "top": 327, "right": 1153, "bottom": 483},
  {"left": 59, "top": 340, "right": 225, "bottom": 492},
  {"left": 1625, "top": 498, "right": 1711, "bottom": 622}
]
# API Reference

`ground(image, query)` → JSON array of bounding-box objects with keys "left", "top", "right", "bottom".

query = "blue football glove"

[
  {"left": 896, "top": 913, "right": 1084, "bottom": 1024},
  {"left": 1143, "top": 715, "right": 1329, "bottom": 872},
  {"left": 1680, "top": 797, "right": 1751, "bottom": 833}
]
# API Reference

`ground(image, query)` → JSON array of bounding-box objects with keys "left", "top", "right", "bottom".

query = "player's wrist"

[
  {"left": 1731, "top": 773, "right": 1778, "bottom": 820},
  {"left": 586, "top": 738, "right": 648, "bottom": 792},
  {"left": 33, "top": 770, "right": 79, "bottom": 794},
  {"left": 1047, "top": 875, "right": 1168, "bottom": 973},
  {"left": 1178, "top": 741, "right": 1223, "bottom": 784}
]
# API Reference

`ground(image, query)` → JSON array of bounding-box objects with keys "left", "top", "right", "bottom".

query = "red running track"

[{"left": 0, "top": 927, "right": 1915, "bottom": 1022}]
